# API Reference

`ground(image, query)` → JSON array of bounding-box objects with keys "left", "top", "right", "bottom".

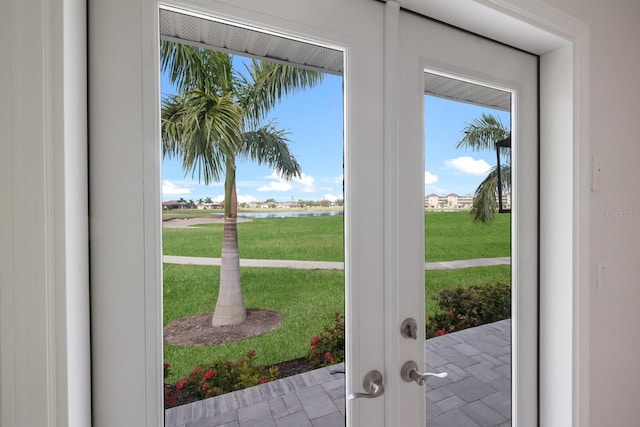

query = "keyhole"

[{"left": 401, "top": 318, "right": 418, "bottom": 339}]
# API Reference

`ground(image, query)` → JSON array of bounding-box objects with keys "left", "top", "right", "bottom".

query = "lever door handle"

[
  {"left": 347, "top": 370, "right": 384, "bottom": 400},
  {"left": 400, "top": 361, "right": 447, "bottom": 386}
]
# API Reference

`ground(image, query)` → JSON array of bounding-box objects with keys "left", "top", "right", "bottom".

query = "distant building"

[
  {"left": 162, "top": 200, "right": 186, "bottom": 210},
  {"left": 426, "top": 193, "right": 439, "bottom": 208},
  {"left": 457, "top": 194, "right": 474, "bottom": 208},
  {"left": 423, "top": 192, "right": 510, "bottom": 210}
]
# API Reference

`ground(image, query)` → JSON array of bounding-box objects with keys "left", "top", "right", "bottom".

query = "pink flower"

[
  {"left": 237, "top": 357, "right": 245, "bottom": 364},
  {"left": 201, "top": 383, "right": 210, "bottom": 391},
  {"left": 202, "top": 369, "right": 216, "bottom": 382},
  {"left": 436, "top": 329, "right": 448, "bottom": 336},
  {"left": 191, "top": 366, "right": 201, "bottom": 375},
  {"left": 226, "top": 361, "right": 234, "bottom": 367},
  {"left": 259, "top": 379, "right": 267, "bottom": 384},
  {"left": 164, "top": 362, "right": 171, "bottom": 369},
  {"left": 310, "top": 336, "right": 320, "bottom": 347},
  {"left": 246, "top": 349, "right": 256, "bottom": 357},
  {"left": 176, "top": 379, "right": 186, "bottom": 391},
  {"left": 324, "top": 352, "right": 334, "bottom": 362}
]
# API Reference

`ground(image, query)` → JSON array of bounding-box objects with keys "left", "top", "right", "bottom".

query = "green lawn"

[
  {"left": 163, "top": 215, "right": 345, "bottom": 261},
  {"left": 162, "top": 211, "right": 510, "bottom": 262},
  {"left": 163, "top": 211, "right": 511, "bottom": 380},
  {"left": 163, "top": 262, "right": 511, "bottom": 380},
  {"left": 164, "top": 264, "right": 345, "bottom": 381},
  {"left": 425, "top": 212, "right": 510, "bottom": 261}
]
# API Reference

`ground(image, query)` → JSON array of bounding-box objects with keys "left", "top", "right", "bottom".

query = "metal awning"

[{"left": 160, "top": 7, "right": 510, "bottom": 111}]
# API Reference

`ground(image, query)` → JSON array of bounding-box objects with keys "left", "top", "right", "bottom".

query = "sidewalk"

[{"left": 163, "top": 255, "right": 510, "bottom": 271}]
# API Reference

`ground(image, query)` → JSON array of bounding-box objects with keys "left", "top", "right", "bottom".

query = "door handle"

[
  {"left": 347, "top": 370, "right": 384, "bottom": 400},
  {"left": 400, "top": 361, "right": 448, "bottom": 386}
]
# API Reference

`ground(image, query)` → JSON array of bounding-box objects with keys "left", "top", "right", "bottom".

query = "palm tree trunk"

[{"left": 212, "top": 158, "right": 246, "bottom": 326}]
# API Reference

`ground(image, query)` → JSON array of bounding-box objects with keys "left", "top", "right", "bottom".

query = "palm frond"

[
  {"left": 238, "top": 122, "right": 302, "bottom": 179},
  {"left": 470, "top": 167, "right": 499, "bottom": 224},
  {"left": 240, "top": 60, "right": 324, "bottom": 126},
  {"left": 160, "top": 41, "right": 233, "bottom": 93},
  {"left": 456, "top": 113, "right": 510, "bottom": 152},
  {"left": 161, "top": 90, "right": 242, "bottom": 185}
]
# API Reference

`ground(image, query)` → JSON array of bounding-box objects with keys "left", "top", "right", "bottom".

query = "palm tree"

[
  {"left": 161, "top": 41, "right": 323, "bottom": 326},
  {"left": 456, "top": 113, "right": 510, "bottom": 224}
]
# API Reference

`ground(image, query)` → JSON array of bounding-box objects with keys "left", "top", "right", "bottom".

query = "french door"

[
  {"left": 89, "top": 0, "right": 537, "bottom": 426},
  {"left": 392, "top": 7, "right": 539, "bottom": 426}
]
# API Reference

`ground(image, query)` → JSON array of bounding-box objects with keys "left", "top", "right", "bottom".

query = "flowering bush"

[
  {"left": 426, "top": 283, "right": 511, "bottom": 338},
  {"left": 306, "top": 311, "right": 345, "bottom": 369},
  {"left": 164, "top": 349, "right": 279, "bottom": 408}
]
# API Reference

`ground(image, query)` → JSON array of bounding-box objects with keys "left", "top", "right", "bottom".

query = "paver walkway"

[
  {"left": 163, "top": 255, "right": 510, "bottom": 271},
  {"left": 165, "top": 319, "right": 511, "bottom": 427}
]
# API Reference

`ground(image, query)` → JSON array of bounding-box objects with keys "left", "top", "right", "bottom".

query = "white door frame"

[
  {"left": 87, "top": 1, "right": 590, "bottom": 426},
  {"left": 395, "top": 1, "right": 590, "bottom": 425}
]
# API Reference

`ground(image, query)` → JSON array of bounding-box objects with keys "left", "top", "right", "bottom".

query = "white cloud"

[
  {"left": 237, "top": 194, "right": 257, "bottom": 203},
  {"left": 211, "top": 193, "right": 257, "bottom": 203},
  {"left": 323, "top": 194, "right": 342, "bottom": 202},
  {"left": 334, "top": 174, "right": 344, "bottom": 184},
  {"left": 257, "top": 171, "right": 316, "bottom": 193},
  {"left": 424, "top": 171, "right": 439, "bottom": 184},
  {"left": 444, "top": 156, "right": 492, "bottom": 176},
  {"left": 162, "top": 180, "right": 191, "bottom": 195},
  {"left": 294, "top": 173, "right": 316, "bottom": 192},
  {"left": 257, "top": 181, "right": 293, "bottom": 192}
]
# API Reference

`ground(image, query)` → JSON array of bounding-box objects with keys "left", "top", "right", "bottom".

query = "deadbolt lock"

[{"left": 401, "top": 318, "right": 418, "bottom": 339}]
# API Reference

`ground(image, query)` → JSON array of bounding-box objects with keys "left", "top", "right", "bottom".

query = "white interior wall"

[
  {"left": 570, "top": 1, "right": 640, "bottom": 425},
  {"left": 0, "top": 0, "right": 90, "bottom": 427},
  {"left": 2, "top": 0, "right": 640, "bottom": 426},
  {"left": 537, "top": 0, "right": 640, "bottom": 424}
]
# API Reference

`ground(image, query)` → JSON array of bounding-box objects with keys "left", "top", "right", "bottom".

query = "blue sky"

[
  {"left": 161, "top": 56, "right": 510, "bottom": 202},
  {"left": 424, "top": 96, "right": 510, "bottom": 196}
]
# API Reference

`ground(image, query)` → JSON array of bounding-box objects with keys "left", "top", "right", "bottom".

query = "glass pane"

[
  {"left": 424, "top": 73, "right": 512, "bottom": 426},
  {"left": 159, "top": 14, "right": 346, "bottom": 426}
]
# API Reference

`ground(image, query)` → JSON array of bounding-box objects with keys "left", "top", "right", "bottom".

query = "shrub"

[
  {"left": 164, "top": 349, "right": 279, "bottom": 408},
  {"left": 306, "top": 311, "right": 345, "bottom": 369},
  {"left": 426, "top": 282, "right": 510, "bottom": 338}
]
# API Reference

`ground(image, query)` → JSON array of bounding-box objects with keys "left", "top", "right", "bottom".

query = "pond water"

[{"left": 233, "top": 210, "right": 343, "bottom": 219}]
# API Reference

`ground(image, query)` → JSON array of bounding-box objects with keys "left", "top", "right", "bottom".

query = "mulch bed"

[
  {"left": 274, "top": 357, "right": 312, "bottom": 378},
  {"left": 164, "top": 309, "right": 282, "bottom": 346},
  {"left": 164, "top": 309, "right": 332, "bottom": 408}
]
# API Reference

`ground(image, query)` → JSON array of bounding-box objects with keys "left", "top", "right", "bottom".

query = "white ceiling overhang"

[
  {"left": 398, "top": 0, "right": 567, "bottom": 55},
  {"left": 159, "top": 6, "right": 510, "bottom": 111},
  {"left": 159, "top": 8, "right": 344, "bottom": 76}
]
